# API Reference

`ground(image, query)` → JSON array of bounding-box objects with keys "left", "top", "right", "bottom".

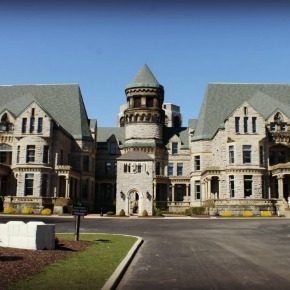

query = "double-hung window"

[
  {"left": 243, "top": 145, "right": 251, "bottom": 164},
  {"left": 229, "top": 146, "right": 234, "bottom": 164},
  {"left": 26, "top": 145, "right": 35, "bottom": 162}
]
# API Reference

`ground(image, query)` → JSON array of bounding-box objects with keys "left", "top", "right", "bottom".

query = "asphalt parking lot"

[{"left": 1, "top": 216, "right": 290, "bottom": 290}]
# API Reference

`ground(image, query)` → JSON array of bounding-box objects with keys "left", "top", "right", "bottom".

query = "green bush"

[
  {"left": 154, "top": 208, "right": 164, "bottom": 217},
  {"left": 119, "top": 209, "right": 126, "bottom": 216},
  {"left": 21, "top": 207, "right": 34, "bottom": 215},
  {"left": 106, "top": 211, "right": 115, "bottom": 216},
  {"left": 41, "top": 208, "right": 52, "bottom": 215},
  {"left": 3, "top": 207, "right": 16, "bottom": 214},
  {"left": 142, "top": 209, "right": 148, "bottom": 217},
  {"left": 184, "top": 207, "right": 206, "bottom": 216}
]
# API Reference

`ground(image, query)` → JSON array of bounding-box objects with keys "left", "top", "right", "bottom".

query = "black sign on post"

[{"left": 72, "top": 204, "right": 88, "bottom": 241}]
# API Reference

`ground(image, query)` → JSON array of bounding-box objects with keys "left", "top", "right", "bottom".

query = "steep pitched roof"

[
  {"left": 193, "top": 83, "right": 290, "bottom": 141},
  {"left": 126, "top": 64, "right": 163, "bottom": 89},
  {"left": 0, "top": 84, "right": 91, "bottom": 140},
  {"left": 163, "top": 127, "right": 189, "bottom": 149},
  {"left": 97, "top": 127, "right": 125, "bottom": 144}
]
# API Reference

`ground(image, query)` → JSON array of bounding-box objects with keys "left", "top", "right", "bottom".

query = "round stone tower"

[{"left": 124, "top": 64, "right": 165, "bottom": 148}]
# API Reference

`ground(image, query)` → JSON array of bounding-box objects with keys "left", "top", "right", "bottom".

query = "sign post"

[{"left": 72, "top": 204, "right": 88, "bottom": 241}]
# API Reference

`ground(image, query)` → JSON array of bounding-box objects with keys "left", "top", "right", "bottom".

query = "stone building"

[
  {"left": 96, "top": 65, "right": 290, "bottom": 216},
  {"left": 0, "top": 84, "right": 96, "bottom": 213},
  {"left": 1, "top": 66, "right": 290, "bottom": 216}
]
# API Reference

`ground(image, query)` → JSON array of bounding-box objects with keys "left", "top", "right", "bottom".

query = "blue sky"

[{"left": 1, "top": 0, "right": 290, "bottom": 126}]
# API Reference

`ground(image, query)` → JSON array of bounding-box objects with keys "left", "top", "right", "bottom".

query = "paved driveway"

[{"left": 1, "top": 216, "right": 290, "bottom": 290}]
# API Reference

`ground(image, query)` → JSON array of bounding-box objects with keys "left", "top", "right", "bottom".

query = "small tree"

[
  {"left": 142, "top": 209, "right": 148, "bottom": 217},
  {"left": 119, "top": 209, "right": 126, "bottom": 216}
]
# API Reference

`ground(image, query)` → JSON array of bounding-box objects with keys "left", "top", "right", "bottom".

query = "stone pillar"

[
  {"left": 65, "top": 177, "right": 70, "bottom": 198},
  {"left": 172, "top": 184, "right": 175, "bottom": 203},
  {"left": 153, "top": 182, "right": 156, "bottom": 200},
  {"left": 278, "top": 175, "right": 284, "bottom": 200},
  {"left": 186, "top": 184, "right": 189, "bottom": 197},
  {"left": 207, "top": 178, "right": 211, "bottom": 199}
]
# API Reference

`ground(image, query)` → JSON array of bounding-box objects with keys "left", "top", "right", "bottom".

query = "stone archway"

[{"left": 128, "top": 190, "right": 139, "bottom": 215}]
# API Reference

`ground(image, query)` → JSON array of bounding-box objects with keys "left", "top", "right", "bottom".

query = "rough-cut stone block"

[{"left": 0, "top": 221, "right": 55, "bottom": 250}]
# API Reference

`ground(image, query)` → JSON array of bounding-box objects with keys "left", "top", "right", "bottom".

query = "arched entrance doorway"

[{"left": 128, "top": 190, "right": 139, "bottom": 215}]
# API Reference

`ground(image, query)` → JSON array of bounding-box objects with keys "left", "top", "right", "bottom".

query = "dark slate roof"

[
  {"left": 193, "top": 83, "right": 290, "bottom": 141},
  {"left": 163, "top": 127, "right": 189, "bottom": 149},
  {"left": 117, "top": 151, "right": 153, "bottom": 161},
  {"left": 0, "top": 84, "right": 91, "bottom": 140},
  {"left": 188, "top": 119, "right": 198, "bottom": 130},
  {"left": 97, "top": 127, "right": 125, "bottom": 144},
  {"left": 126, "top": 64, "right": 163, "bottom": 89}
]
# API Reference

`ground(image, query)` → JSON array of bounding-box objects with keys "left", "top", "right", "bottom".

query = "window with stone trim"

[
  {"left": 194, "top": 156, "right": 200, "bottom": 171},
  {"left": 242, "top": 145, "right": 251, "bottom": 164},
  {"left": 25, "top": 173, "right": 34, "bottom": 196},
  {"left": 235, "top": 117, "right": 240, "bottom": 133},
  {"left": 26, "top": 145, "right": 35, "bottom": 162},
  {"left": 244, "top": 175, "right": 252, "bottom": 197},
  {"left": 37, "top": 117, "right": 43, "bottom": 133},
  {"left": 17, "top": 145, "right": 20, "bottom": 163},
  {"left": 243, "top": 117, "right": 248, "bottom": 133},
  {"left": 195, "top": 181, "right": 201, "bottom": 200},
  {"left": 167, "top": 163, "right": 173, "bottom": 176},
  {"left": 30, "top": 117, "right": 35, "bottom": 133},
  {"left": 43, "top": 145, "right": 49, "bottom": 163},
  {"left": 229, "top": 145, "right": 234, "bottom": 164},
  {"left": 172, "top": 142, "right": 178, "bottom": 154},
  {"left": 229, "top": 175, "right": 235, "bottom": 198},
  {"left": 252, "top": 117, "right": 257, "bottom": 133},
  {"left": 177, "top": 163, "right": 183, "bottom": 176},
  {"left": 22, "top": 118, "right": 27, "bottom": 133}
]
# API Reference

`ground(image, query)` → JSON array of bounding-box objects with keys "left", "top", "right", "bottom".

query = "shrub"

[
  {"left": 142, "top": 209, "right": 149, "bottom": 217},
  {"left": 41, "top": 208, "right": 52, "bottom": 215},
  {"left": 21, "top": 207, "right": 34, "bottom": 215},
  {"left": 3, "top": 207, "right": 16, "bottom": 214},
  {"left": 242, "top": 211, "right": 254, "bottom": 217},
  {"left": 119, "top": 209, "right": 126, "bottom": 216},
  {"left": 106, "top": 211, "right": 115, "bottom": 216},
  {"left": 220, "top": 210, "right": 233, "bottom": 217},
  {"left": 184, "top": 207, "right": 206, "bottom": 216},
  {"left": 154, "top": 208, "right": 164, "bottom": 217},
  {"left": 261, "top": 211, "right": 272, "bottom": 217}
]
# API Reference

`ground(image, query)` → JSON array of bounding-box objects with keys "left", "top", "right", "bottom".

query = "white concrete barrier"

[{"left": 0, "top": 221, "right": 55, "bottom": 250}]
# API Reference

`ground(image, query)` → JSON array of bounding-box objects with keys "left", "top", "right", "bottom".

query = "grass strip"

[{"left": 10, "top": 233, "right": 137, "bottom": 290}]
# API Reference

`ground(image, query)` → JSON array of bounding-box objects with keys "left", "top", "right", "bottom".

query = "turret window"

[{"left": 133, "top": 97, "right": 141, "bottom": 108}]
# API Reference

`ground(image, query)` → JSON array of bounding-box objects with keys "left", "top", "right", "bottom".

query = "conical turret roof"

[{"left": 126, "top": 64, "right": 163, "bottom": 89}]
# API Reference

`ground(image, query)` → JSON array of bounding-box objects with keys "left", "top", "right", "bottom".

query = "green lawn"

[{"left": 10, "top": 233, "right": 137, "bottom": 290}]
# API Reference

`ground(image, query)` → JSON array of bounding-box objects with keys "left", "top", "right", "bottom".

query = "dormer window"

[
  {"left": 270, "top": 112, "right": 287, "bottom": 132},
  {"left": 0, "top": 113, "right": 14, "bottom": 132}
]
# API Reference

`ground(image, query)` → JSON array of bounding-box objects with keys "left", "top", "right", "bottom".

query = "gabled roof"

[
  {"left": 97, "top": 127, "right": 125, "bottom": 144},
  {"left": 163, "top": 127, "right": 189, "bottom": 149},
  {"left": 0, "top": 84, "right": 92, "bottom": 140},
  {"left": 193, "top": 83, "right": 290, "bottom": 141},
  {"left": 126, "top": 64, "right": 163, "bottom": 89}
]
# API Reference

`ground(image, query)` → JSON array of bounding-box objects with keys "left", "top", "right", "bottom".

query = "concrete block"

[{"left": 0, "top": 221, "right": 55, "bottom": 250}]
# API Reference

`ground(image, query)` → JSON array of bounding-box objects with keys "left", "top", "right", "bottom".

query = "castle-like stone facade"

[{"left": 1, "top": 66, "right": 290, "bottom": 216}]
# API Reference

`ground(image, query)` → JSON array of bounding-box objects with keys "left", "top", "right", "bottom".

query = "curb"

[{"left": 101, "top": 236, "right": 143, "bottom": 290}]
